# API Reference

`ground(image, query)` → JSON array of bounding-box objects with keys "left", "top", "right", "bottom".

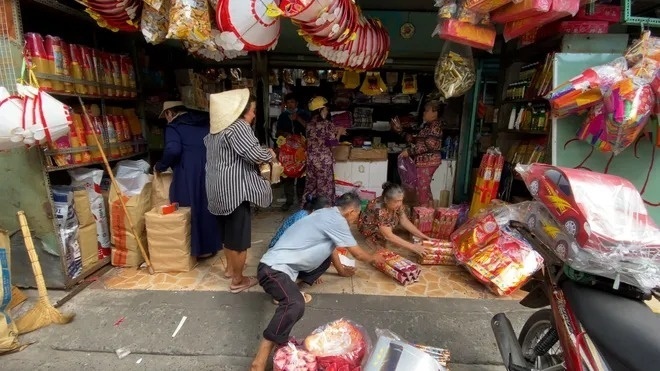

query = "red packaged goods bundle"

[
  {"left": 43, "top": 35, "right": 65, "bottom": 91},
  {"left": 451, "top": 212, "right": 499, "bottom": 263},
  {"left": 304, "top": 319, "right": 371, "bottom": 371},
  {"left": 430, "top": 208, "right": 459, "bottom": 240},
  {"left": 418, "top": 240, "right": 456, "bottom": 266},
  {"left": 464, "top": 0, "right": 512, "bottom": 13},
  {"left": 277, "top": 134, "right": 307, "bottom": 179},
  {"left": 574, "top": 4, "right": 621, "bottom": 23},
  {"left": 413, "top": 207, "right": 434, "bottom": 235},
  {"left": 373, "top": 249, "right": 421, "bottom": 285},
  {"left": 434, "top": 20, "right": 496, "bottom": 53},
  {"left": 464, "top": 233, "right": 543, "bottom": 296},
  {"left": 492, "top": 0, "right": 552, "bottom": 24},
  {"left": 504, "top": 0, "right": 581, "bottom": 41}
]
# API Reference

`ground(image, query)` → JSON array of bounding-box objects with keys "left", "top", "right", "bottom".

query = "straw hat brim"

[{"left": 209, "top": 88, "right": 250, "bottom": 134}]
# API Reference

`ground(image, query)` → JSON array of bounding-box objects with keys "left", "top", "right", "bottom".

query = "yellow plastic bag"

[
  {"left": 141, "top": 0, "right": 170, "bottom": 44},
  {"left": 166, "top": 0, "right": 212, "bottom": 44},
  {"left": 359, "top": 72, "right": 388, "bottom": 96}
]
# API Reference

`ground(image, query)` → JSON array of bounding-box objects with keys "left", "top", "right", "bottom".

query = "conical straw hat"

[{"left": 209, "top": 88, "right": 250, "bottom": 134}]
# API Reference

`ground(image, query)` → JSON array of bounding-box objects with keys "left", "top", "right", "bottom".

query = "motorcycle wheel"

[{"left": 519, "top": 309, "right": 565, "bottom": 370}]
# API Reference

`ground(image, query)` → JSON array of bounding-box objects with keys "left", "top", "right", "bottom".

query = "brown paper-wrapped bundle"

[
  {"left": 73, "top": 189, "right": 100, "bottom": 268},
  {"left": 109, "top": 182, "right": 152, "bottom": 268},
  {"left": 145, "top": 207, "right": 195, "bottom": 273}
]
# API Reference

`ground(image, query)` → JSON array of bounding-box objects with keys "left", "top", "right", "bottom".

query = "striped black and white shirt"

[{"left": 205, "top": 119, "right": 273, "bottom": 215}]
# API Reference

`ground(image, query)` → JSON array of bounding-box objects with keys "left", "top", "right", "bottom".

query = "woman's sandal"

[
  {"left": 272, "top": 292, "right": 312, "bottom": 305},
  {"left": 229, "top": 276, "right": 258, "bottom": 293}
]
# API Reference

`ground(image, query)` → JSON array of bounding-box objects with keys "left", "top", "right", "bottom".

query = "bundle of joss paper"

[
  {"left": 450, "top": 203, "right": 543, "bottom": 296},
  {"left": 546, "top": 31, "right": 660, "bottom": 154},
  {"left": 373, "top": 249, "right": 421, "bottom": 285},
  {"left": 430, "top": 207, "right": 460, "bottom": 240},
  {"left": 416, "top": 239, "right": 456, "bottom": 266},
  {"left": 412, "top": 207, "right": 434, "bottom": 235}
]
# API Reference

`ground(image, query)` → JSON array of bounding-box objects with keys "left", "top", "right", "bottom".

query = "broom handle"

[
  {"left": 78, "top": 99, "right": 154, "bottom": 274},
  {"left": 17, "top": 211, "right": 49, "bottom": 299}
]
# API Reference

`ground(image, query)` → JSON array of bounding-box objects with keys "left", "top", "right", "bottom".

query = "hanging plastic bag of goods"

[{"left": 434, "top": 42, "right": 476, "bottom": 99}]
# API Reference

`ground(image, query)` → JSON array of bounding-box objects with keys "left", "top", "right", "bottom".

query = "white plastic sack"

[
  {"left": 69, "top": 168, "right": 110, "bottom": 254},
  {"left": 52, "top": 186, "right": 83, "bottom": 278},
  {"left": 114, "top": 160, "right": 152, "bottom": 196}
]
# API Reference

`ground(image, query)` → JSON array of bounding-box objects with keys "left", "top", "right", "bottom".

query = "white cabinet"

[
  {"left": 334, "top": 160, "right": 388, "bottom": 195},
  {"left": 430, "top": 159, "right": 457, "bottom": 204}
]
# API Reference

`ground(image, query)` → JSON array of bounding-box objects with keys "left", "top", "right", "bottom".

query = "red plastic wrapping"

[
  {"left": 503, "top": 0, "right": 581, "bottom": 41},
  {"left": 278, "top": 134, "right": 307, "bottom": 178},
  {"left": 413, "top": 207, "right": 434, "bottom": 235},
  {"left": 273, "top": 343, "right": 318, "bottom": 371},
  {"left": 433, "top": 19, "right": 496, "bottom": 53},
  {"left": 373, "top": 249, "right": 421, "bottom": 285},
  {"left": 464, "top": 0, "right": 513, "bottom": 13},
  {"left": 303, "top": 319, "right": 371, "bottom": 371},
  {"left": 430, "top": 208, "right": 459, "bottom": 240},
  {"left": 464, "top": 232, "right": 543, "bottom": 296},
  {"left": 516, "top": 163, "right": 660, "bottom": 290},
  {"left": 574, "top": 4, "right": 621, "bottom": 23},
  {"left": 492, "top": 0, "right": 551, "bottom": 24},
  {"left": 397, "top": 156, "right": 418, "bottom": 190},
  {"left": 451, "top": 211, "right": 500, "bottom": 263}
]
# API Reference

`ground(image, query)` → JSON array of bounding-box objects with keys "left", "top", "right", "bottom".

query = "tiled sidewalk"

[{"left": 90, "top": 210, "right": 523, "bottom": 300}]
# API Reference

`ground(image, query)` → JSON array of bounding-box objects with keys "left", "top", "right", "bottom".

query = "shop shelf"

[
  {"left": 501, "top": 98, "right": 549, "bottom": 105},
  {"left": 43, "top": 145, "right": 99, "bottom": 155},
  {"left": 45, "top": 150, "right": 148, "bottom": 172},
  {"left": 35, "top": 72, "right": 138, "bottom": 100},
  {"left": 504, "top": 129, "right": 549, "bottom": 136}
]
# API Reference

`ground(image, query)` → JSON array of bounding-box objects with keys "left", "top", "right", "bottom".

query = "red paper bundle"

[
  {"left": 492, "top": 0, "right": 552, "bottom": 24},
  {"left": 413, "top": 207, "right": 434, "bottom": 235},
  {"left": 503, "top": 0, "right": 581, "bottom": 42},
  {"left": 430, "top": 208, "right": 459, "bottom": 240},
  {"left": 464, "top": 233, "right": 543, "bottom": 296},
  {"left": 373, "top": 249, "right": 421, "bottom": 285},
  {"left": 451, "top": 213, "right": 500, "bottom": 263},
  {"left": 418, "top": 240, "right": 456, "bottom": 266}
]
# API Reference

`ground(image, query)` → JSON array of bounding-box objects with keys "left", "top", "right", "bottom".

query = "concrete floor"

[{"left": 2, "top": 288, "right": 534, "bottom": 370}]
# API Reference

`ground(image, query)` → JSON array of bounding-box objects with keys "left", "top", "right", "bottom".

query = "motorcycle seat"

[{"left": 562, "top": 280, "right": 660, "bottom": 371}]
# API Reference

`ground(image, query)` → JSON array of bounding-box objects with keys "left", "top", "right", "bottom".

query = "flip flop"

[
  {"left": 272, "top": 292, "right": 312, "bottom": 305},
  {"left": 229, "top": 276, "right": 258, "bottom": 293}
]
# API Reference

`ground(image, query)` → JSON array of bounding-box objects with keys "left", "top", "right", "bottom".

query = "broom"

[
  {"left": 14, "top": 211, "right": 74, "bottom": 334},
  {"left": 7, "top": 286, "right": 27, "bottom": 311},
  {"left": 78, "top": 97, "right": 154, "bottom": 274}
]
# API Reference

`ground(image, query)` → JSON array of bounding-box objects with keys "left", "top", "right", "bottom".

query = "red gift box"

[{"left": 574, "top": 4, "right": 621, "bottom": 23}]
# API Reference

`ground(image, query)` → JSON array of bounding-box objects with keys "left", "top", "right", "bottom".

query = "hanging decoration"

[
  {"left": 80, "top": 0, "right": 142, "bottom": 32},
  {"left": 216, "top": 0, "right": 282, "bottom": 51}
]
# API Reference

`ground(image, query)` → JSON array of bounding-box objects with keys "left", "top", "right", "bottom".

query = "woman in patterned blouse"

[
  {"left": 393, "top": 100, "right": 444, "bottom": 206},
  {"left": 358, "top": 182, "right": 433, "bottom": 256}
]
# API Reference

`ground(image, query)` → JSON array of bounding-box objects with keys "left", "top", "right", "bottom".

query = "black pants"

[
  {"left": 257, "top": 257, "right": 331, "bottom": 344},
  {"left": 282, "top": 176, "right": 306, "bottom": 206}
]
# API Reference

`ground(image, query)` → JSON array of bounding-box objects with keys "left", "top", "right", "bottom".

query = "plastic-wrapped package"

[
  {"left": 503, "top": 0, "right": 581, "bottom": 42},
  {"left": 277, "top": 134, "right": 307, "bottom": 179},
  {"left": 625, "top": 32, "right": 660, "bottom": 67},
  {"left": 52, "top": 187, "right": 84, "bottom": 279},
  {"left": 450, "top": 203, "right": 469, "bottom": 228},
  {"left": 545, "top": 57, "right": 628, "bottom": 118},
  {"left": 412, "top": 207, "right": 434, "bottom": 234},
  {"left": 430, "top": 208, "right": 459, "bottom": 240},
  {"left": 602, "top": 76, "right": 654, "bottom": 155},
  {"left": 373, "top": 250, "right": 422, "bottom": 285},
  {"left": 141, "top": 0, "right": 170, "bottom": 44},
  {"left": 464, "top": 0, "right": 513, "bottom": 13},
  {"left": 303, "top": 319, "right": 371, "bottom": 370},
  {"left": 433, "top": 19, "right": 496, "bottom": 53},
  {"left": 166, "top": 0, "right": 212, "bottom": 44},
  {"left": 273, "top": 343, "right": 317, "bottom": 371},
  {"left": 433, "top": 42, "right": 476, "bottom": 99},
  {"left": 516, "top": 163, "right": 660, "bottom": 290},
  {"left": 416, "top": 239, "right": 456, "bottom": 265},
  {"left": 365, "top": 329, "right": 449, "bottom": 371},
  {"left": 491, "top": 0, "right": 552, "bottom": 24},
  {"left": 397, "top": 156, "right": 417, "bottom": 190},
  {"left": 576, "top": 103, "right": 612, "bottom": 153},
  {"left": 464, "top": 231, "right": 543, "bottom": 296},
  {"left": 69, "top": 168, "right": 110, "bottom": 258}
]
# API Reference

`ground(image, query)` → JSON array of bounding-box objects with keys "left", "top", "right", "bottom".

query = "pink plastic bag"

[{"left": 397, "top": 156, "right": 418, "bottom": 190}]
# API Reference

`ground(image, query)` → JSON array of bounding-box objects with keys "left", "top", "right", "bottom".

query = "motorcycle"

[{"left": 491, "top": 220, "right": 660, "bottom": 371}]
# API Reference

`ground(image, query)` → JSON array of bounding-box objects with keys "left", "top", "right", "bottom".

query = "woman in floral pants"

[{"left": 394, "top": 100, "right": 444, "bottom": 206}]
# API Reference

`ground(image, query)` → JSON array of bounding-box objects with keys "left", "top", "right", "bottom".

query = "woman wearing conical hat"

[{"left": 205, "top": 88, "right": 277, "bottom": 293}]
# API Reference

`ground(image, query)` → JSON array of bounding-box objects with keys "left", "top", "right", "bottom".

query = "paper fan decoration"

[{"left": 217, "top": 0, "right": 281, "bottom": 51}]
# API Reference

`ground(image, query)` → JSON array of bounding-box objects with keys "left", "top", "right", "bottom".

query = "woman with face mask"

[
  {"left": 154, "top": 101, "right": 221, "bottom": 260},
  {"left": 301, "top": 96, "right": 346, "bottom": 204}
]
